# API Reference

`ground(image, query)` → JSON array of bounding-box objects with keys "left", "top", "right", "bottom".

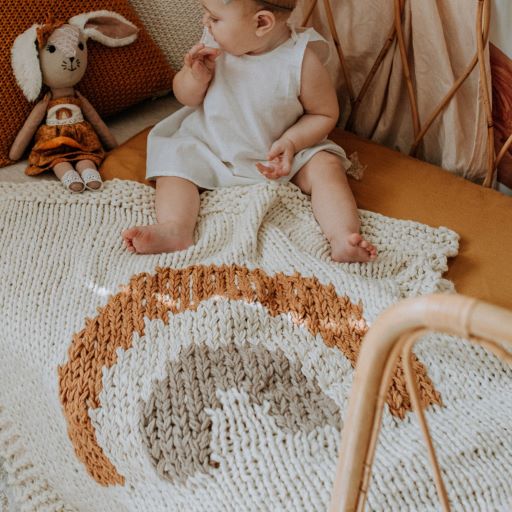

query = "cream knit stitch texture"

[
  {"left": 0, "top": 180, "right": 510, "bottom": 511},
  {"left": 130, "top": 0, "right": 203, "bottom": 71}
]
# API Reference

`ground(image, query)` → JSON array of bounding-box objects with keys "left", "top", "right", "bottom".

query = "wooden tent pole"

[
  {"left": 394, "top": 0, "right": 421, "bottom": 138},
  {"left": 495, "top": 133, "right": 512, "bottom": 170},
  {"left": 409, "top": 55, "right": 480, "bottom": 156},
  {"left": 300, "top": 0, "right": 318, "bottom": 26},
  {"left": 478, "top": 0, "right": 496, "bottom": 187},
  {"left": 347, "top": 20, "right": 400, "bottom": 131},
  {"left": 322, "top": 0, "right": 355, "bottom": 104}
]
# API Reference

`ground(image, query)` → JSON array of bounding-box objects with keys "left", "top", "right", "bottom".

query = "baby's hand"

[
  {"left": 184, "top": 43, "right": 221, "bottom": 84},
  {"left": 256, "top": 138, "right": 296, "bottom": 180}
]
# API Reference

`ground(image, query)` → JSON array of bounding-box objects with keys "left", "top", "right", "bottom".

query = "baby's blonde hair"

[
  {"left": 255, "top": 0, "right": 297, "bottom": 12},
  {"left": 234, "top": 0, "right": 296, "bottom": 15}
]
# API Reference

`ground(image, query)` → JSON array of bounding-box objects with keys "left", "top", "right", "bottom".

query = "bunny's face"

[
  {"left": 39, "top": 25, "right": 88, "bottom": 89},
  {"left": 11, "top": 11, "right": 138, "bottom": 101}
]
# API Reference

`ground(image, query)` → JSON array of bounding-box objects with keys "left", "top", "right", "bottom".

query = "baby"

[{"left": 122, "top": 0, "right": 377, "bottom": 262}]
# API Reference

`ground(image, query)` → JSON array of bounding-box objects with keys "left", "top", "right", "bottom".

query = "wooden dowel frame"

[{"left": 300, "top": 0, "right": 511, "bottom": 188}]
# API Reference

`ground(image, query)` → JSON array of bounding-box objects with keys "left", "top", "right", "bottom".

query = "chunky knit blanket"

[{"left": 0, "top": 180, "right": 510, "bottom": 512}]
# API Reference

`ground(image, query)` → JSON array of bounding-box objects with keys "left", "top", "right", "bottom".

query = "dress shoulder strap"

[
  {"left": 291, "top": 27, "right": 327, "bottom": 44},
  {"left": 287, "top": 27, "right": 330, "bottom": 94},
  {"left": 291, "top": 27, "right": 330, "bottom": 65}
]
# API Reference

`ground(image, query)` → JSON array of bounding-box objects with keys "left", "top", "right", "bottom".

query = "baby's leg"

[
  {"left": 122, "top": 176, "right": 200, "bottom": 254},
  {"left": 292, "top": 151, "right": 377, "bottom": 263}
]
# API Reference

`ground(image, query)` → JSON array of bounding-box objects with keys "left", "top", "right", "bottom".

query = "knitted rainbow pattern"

[{"left": 0, "top": 180, "right": 510, "bottom": 511}]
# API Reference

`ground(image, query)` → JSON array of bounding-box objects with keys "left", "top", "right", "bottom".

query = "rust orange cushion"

[{"left": 0, "top": 1, "right": 174, "bottom": 168}]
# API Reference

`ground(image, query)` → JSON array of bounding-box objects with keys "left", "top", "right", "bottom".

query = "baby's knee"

[
  {"left": 294, "top": 151, "right": 346, "bottom": 192},
  {"left": 313, "top": 151, "right": 345, "bottom": 169},
  {"left": 308, "top": 152, "right": 346, "bottom": 181}
]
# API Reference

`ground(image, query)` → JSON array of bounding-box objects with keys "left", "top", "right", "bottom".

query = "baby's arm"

[
  {"left": 173, "top": 44, "right": 221, "bottom": 107},
  {"left": 257, "top": 47, "right": 339, "bottom": 179},
  {"left": 284, "top": 47, "right": 339, "bottom": 150}
]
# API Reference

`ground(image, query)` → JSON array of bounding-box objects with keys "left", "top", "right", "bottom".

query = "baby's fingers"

[
  {"left": 186, "top": 46, "right": 221, "bottom": 71},
  {"left": 256, "top": 163, "right": 281, "bottom": 180},
  {"left": 256, "top": 162, "right": 272, "bottom": 174},
  {"left": 256, "top": 163, "right": 275, "bottom": 177},
  {"left": 188, "top": 43, "right": 206, "bottom": 58},
  {"left": 280, "top": 158, "right": 291, "bottom": 176},
  {"left": 198, "top": 47, "right": 222, "bottom": 59},
  {"left": 200, "top": 48, "right": 221, "bottom": 67},
  {"left": 184, "top": 43, "right": 206, "bottom": 67}
]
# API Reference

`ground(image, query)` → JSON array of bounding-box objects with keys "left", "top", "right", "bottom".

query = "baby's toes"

[
  {"left": 366, "top": 243, "right": 378, "bottom": 259},
  {"left": 122, "top": 227, "right": 142, "bottom": 251},
  {"left": 123, "top": 238, "right": 135, "bottom": 252},
  {"left": 123, "top": 227, "right": 140, "bottom": 239},
  {"left": 356, "top": 235, "right": 378, "bottom": 260},
  {"left": 347, "top": 232, "right": 363, "bottom": 247}
]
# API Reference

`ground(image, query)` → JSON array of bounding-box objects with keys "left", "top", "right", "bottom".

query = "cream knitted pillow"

[{"left": 129, "top": 0, "right": 203, "bottom": 71}]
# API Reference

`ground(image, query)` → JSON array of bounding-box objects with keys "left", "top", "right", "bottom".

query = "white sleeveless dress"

[{"left": 146, "top": 28, "right": 352, "bottom": 189}]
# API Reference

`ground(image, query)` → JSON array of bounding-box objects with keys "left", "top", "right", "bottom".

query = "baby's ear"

[
  {"left": 69, "top": 10, "right": 138, "bottom": 47},
  {"left": 255, "top": 10, "right": 276, "bottom": 37},
  {"left": 11, "top": 24, "right": 43, "bottom": 101}
]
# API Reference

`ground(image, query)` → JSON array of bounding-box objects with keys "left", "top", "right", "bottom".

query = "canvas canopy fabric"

[{"left": 292, "top": 0, "right": 490, "bottom": 182}]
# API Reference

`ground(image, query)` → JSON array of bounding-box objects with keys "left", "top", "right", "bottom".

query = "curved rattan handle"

[{"left": 329, "top": 294, "right": 512, "bottom": 512}]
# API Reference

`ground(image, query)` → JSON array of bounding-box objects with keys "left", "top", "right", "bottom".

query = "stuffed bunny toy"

[{"left": 9, "top": 11, "right": 138, "bottom": 192}]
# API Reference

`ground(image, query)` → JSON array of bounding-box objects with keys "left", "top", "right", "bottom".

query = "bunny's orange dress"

[{"left": 26, "top": 96, "right": 104, "bottom": 176}]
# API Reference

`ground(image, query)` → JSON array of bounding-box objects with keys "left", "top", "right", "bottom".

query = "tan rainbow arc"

[{"left": 58, "top": 264, "right": 442, "bottom": 486}]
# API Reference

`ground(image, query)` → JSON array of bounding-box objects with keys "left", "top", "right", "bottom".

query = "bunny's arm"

[
  {"left": 76, "top": 92, "right": 118, "bottom": 150},
  {"left": 9, "top": 93, "right": 51, "bottom": 161}
]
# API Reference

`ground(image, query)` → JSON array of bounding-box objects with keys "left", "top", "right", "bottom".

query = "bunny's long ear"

[
  {"left": 11, "top": 25, "right": 43, "bottom": 102},
  {"left": 68, "top": 11, "right": 138, "bottom": 47}
]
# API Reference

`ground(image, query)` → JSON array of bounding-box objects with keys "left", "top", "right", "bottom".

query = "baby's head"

[{"left": 201, "top": 0, "right": 297, "bottom": 55}]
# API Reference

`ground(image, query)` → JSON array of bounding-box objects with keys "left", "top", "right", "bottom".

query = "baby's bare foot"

[
  {"left": 330, "top": 232, "right": 377, "bottom": 263},
  {"left": 122, "top": 222, "right": 194, "bottom": 254}
]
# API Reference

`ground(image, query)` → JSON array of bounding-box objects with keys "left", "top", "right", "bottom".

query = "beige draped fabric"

[{"left": 292, "top": 1, "right": 490, "bottom": 181}]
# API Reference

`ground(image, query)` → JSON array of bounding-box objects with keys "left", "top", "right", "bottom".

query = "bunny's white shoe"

[
  {"left": 81, "top": 168, "right": 103, "bottom": 191},
  {"left": 60, "top": 169, "right": 85, "bottom": 193}
]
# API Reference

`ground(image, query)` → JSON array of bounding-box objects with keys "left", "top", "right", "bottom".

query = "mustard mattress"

[{"left": 101, "top": 128, "right": 512, "bottom": 310}]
